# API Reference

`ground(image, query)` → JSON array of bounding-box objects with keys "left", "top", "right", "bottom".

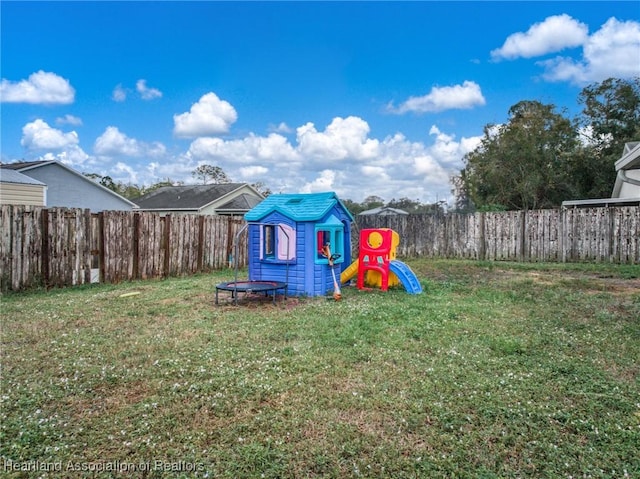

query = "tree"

[
  {"left": 84, "top": 173, "right": 121, "bottom": 194},
  {"left": 576, "top": 77, "right": 640, "bottom": 198},
  {"left": 579, "top": 77, "right": 640, "bottom": 153},
  {"left": 362, "top": 195, "right": 385, "bottom": 210},
  {"left": 386, "top": 197, "right": 422, "bottom": 213},
  {"left": 417, "top": 201, "right": 447, "bottom": 215},
  {"left": 99, "top": 175, "right": 117, "bottom": 191},
  {"left": 119, "top": 183, "right": 146, "bottom": 199},
  {"left": 460, "top": 100, "right": 578, "bottom": 210},
  {"left": 450, "top": 173, "right": 475, "bottom": 213},
  {"left": 251, "top": 181, "right": 272, "bottom": 197},
  {"left": 192, "top": 164, "right": 231, "bottom": 184},
  {"left": 142, "top": 179, "right": 181, "bottom": 196},
  {"left": 341, "top": 199, "right": 365, "bottom": 215},
  {"left": 84, "top": 172, "right": 101, "bottom": 181}
]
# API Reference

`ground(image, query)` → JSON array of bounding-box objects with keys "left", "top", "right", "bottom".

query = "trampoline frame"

[
  {"left": 215, "top": 280, "right": 288, "bottom": 305},
  {"left": 215, "top": 222, "right": 291, "bottom": 305}
]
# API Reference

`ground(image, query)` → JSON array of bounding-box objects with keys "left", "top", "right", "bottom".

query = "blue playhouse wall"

[{"left": 245, "top": 193, "right": 353, "bottom": 297}]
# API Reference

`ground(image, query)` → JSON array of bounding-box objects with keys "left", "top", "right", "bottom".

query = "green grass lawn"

[{"left": 1, "top": 259, "right": 639, "bottom": 478}]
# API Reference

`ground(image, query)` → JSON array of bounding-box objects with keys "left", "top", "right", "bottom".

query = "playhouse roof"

[{"left": 245, "top": 192, "right": 354, "bottom": 222}]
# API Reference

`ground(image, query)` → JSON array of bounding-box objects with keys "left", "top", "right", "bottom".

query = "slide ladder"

[{"left": 389, "top": 260, "right": 422, "bottom": 294}]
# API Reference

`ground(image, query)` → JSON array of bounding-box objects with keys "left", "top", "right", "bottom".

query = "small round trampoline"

[{"left": 215, "top": 280, "right": 288, "bottom": 305}]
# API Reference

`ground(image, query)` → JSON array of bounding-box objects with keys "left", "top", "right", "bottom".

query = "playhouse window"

[
  {"left": 315, "top": 228, "right": 344, "bottom": 264},
  {"left": 263, "top": 225, "right": 275, "bottom": 258},
  {"left": 261, "top": 224, "right": 295, "bottom": 262}
]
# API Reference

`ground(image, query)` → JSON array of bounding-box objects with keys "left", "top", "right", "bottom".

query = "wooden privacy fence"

[
  {"left": 1, "top": 206, "right": 247, "bottom": 292},
  {"left": 356, "top": 206, "right": 639, "bottom": 264},
  {"left": 2, "top": 205, "right": 639, "bottom": 292}
]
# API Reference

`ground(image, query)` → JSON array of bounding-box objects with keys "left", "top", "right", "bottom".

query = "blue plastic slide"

[{"left": 389, "top": 260, "right": 422, "bottom": 294}]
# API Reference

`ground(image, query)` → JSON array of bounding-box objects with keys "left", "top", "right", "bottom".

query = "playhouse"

[{"left": 243, "top": 192, "right": 354, "bottom": 297}]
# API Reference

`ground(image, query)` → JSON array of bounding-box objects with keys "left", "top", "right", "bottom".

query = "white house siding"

[
  {"left": 20, "top": 163, "right": 135, "bottom": 211},
  {"left": 201, "top": 204, "right": 218, "bottom": 215},
  {"left": 617, "top": 170, "right": 640, "bottom": 198},
  {"left": 0, "top": 183, "right": 46, "bottom": 206}
]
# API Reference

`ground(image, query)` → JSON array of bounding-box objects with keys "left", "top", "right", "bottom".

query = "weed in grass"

[{"left": 487, "top": 337, "right": 528, "bottom": 356}]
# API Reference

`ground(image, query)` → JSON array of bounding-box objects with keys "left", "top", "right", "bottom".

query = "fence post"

[
  {"left": 559, "top": 208, "right": 565, "bottom": 263},
  {"left": 519, "top": 210, "right": 527, "bottom": 262},
  {"left": 163, "top": 214, "right": 171, "bottom": 278},
  {"left": 562, "top": 207, "right": 569, "bottom": 263},
  {"left": 478, "top": 212, "right": 486, "bottom": 260},
  {"left": 132, "top": 212, "right": 140, "bottom": 279},
  {"left": 41, "top": 208, "right": 50, "bottom": 288},
  {"left": 197, "top": 215, "right": 205, "bottom": 272},
  {"left": 607, "top": 206, "right": 615, "bottom": 263},
  {"left": 82, "top": 209, "right": 91, "bottom": 284},
  {"left": 226, "top": 217, "right": 234, "bottom": 267},
  {"left": 98, "top": 212, "right": 106, "bottom": 283},
  {"left": 10, "top": 206, "right": 20, "bottom": 290}
]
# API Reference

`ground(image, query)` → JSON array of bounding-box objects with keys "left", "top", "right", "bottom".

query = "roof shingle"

[
  {"left": 135, "top": 183, "right": 246, "bottom": 209},
  {"left": 244, "top": 192, "right": 354, "bottom": 222}
]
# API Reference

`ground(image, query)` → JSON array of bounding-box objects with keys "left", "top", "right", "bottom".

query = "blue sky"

[{"left": 2, "top": 1, "right": 639, "bottom": 204}]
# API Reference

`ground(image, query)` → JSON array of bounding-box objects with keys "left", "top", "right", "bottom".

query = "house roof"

[
  {"left": 614, "top": 141, "right": 640, "bottom": 171},
  {"left": 0, "top": 160, "right": 138, "bottom": 207},
  {"left": 134, "top": 183, "right": 260, "bottom": 211},
  {"left": 612, "top": 141, "right": 640, "bottom": 199},
  {"left": 562, "top": 141, "right": 640, "bottom": 207},
  {"left": 245, "top": 192, "right": 354, "bottom": 222},
  {"left": 358, "top": 206, "right": 409, "bottom": 216},
  {"left": 562, "top": 197, "right": 640, "bottom": 207},
  {"left": 1, "top": 160, "right": 52, "bottom": 172},
  {"left": 216, "top": 193, "right": 263, "bottom": 213},
  {"left": 0, "top": 168, "right": 46, "bottom": 186}
]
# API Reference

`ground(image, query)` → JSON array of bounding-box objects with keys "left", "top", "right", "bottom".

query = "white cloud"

[
  {"left": 112, "top": 80, "right": 162, "bottom": 102},
  {"left": 94, "top": 127, "right": 139, "bottom": 157},
  {"left": 112, "top": 84, "right": 128, "bottom": 102},
  {"left": 38, "top": 148, "right": 90, "bottom": 167},
  {"left": 413, "top": 154, "right": 441, "bottom": 176},
  {"left": 56, "top": 114, "right": 83, "bottom": 126},
  {"left": 269, "top": 122, "right": 293, "bottom": 134},
  {"left": 136, "top": 79, "right": 162, "bottom": 100},
  {"left": 21, "top": 119, "right": 80, "bottom": 150},
  {"left": 79, "top": 116, "right": 482, "bottom": 205},
  {"left": 491, "top": 15, "right": 640, "bottom": 84},
  {"left": 182, "top": 117, "right": 384, "bottom": 192},
  {"left": 361, "top": 165, "right": 389, "bottom": 179},
  {"left": 256, "top": 120, "right": 480, "bottom": 203},
  {"left": 187, "top": 132, "right": 299, "bottom": 166},
  {"left": 0, "top": 70, "right": 75, "bottom": 104},
  {"left": 540, "top": 17, "right": 640, "bottom": 84},
  {"left": 491, "top": 14, "right": 588, "bottom": 60},
  {"left": 239, "top": 165, "right": 269, "bottom": 178},
  {"left": 19, "top": 119, "right": 89, "bottom": 167},
  {"left": 428, "top": 125, "right": 481, "bottom": 165},
  {"left": 147, "top": 162, "right": 160, "bottom": 176},
  {"left": 94, "top": 126, "right": 166, "bottom": 158},
  {"left": 389, "top": 81, "right": 486, "bottom": 114},
  {"left": 290, "top": 122, "right": 480, "bottom": 203},
  {"left": 300, "top": 170, "right": 337, "bottom": 194},
  {"left": 173, "top": 92, "right": 238, "bottom": 138},
  {"left": 113, "top": 162, "right": 139, "bottom": 183},
  {"left": 296, "top": 116, "right": 379, "bottom": 160}
]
